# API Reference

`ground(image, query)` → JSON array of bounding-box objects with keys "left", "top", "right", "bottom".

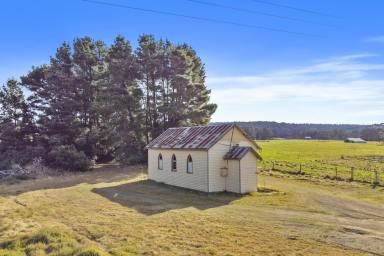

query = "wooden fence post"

[
  {"left": 350, "top": 167, "right": 354, "bottom": 181},
  {"left": 335, "top": 166, "right": 338, "bottom": 180},
  {"left": 373, "top": 168, "right": 379, "bottom": 186}
]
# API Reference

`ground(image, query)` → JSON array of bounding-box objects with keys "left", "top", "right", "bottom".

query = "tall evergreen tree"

[
  {"left": 136, "top": 35, "right": 217, "bottom": 142},
  {"left": 166, "top": 44, "right": 217, "bottom": 127},
  {"left": 98, "top": 36, "right": 145, "bottom": 164},
  {"left": 21, "top": 42, "right": 94, "bottom": 170},
  {"left": 0, "top": 79, "right": 25, "bottom": 126},
  {"left": 72, "top": 37, "right": 108, "bottom": 158},
  {"left": 22, "top": 44, "right": 80, "bottom": 147},
  {"left": 15, "top": 34, "right": 217, "bottom": 170},
  {"left": 0, "top": 79, "right": 38, "bottom": 169},
  {"left": 136, "top": 35, "right": 162, "bottom": 143}
]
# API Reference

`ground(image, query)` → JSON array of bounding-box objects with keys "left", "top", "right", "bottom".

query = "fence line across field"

[{"left": 259, "top": 160, "right": 383, "bottom": 186}]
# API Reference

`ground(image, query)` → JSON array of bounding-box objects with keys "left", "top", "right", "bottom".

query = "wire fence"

[{"left": 258, "top": 160, "right": 384, "bottom": 186}]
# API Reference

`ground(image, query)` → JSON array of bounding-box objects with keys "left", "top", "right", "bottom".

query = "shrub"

[
  {"left": 26, "top": 233, "right": 50, "bottom": 245},
  {"left": 114, "top": 140, "right": 146, "bottom": 166},
  {"left": 0, "top": 240, "right": 21, "bottom": 250},
  {"left": 0, "top": 146, "right": 44, "bottom": 170},
  {"left": 45, "top": 145, "right": 92, "bottom": 171}
]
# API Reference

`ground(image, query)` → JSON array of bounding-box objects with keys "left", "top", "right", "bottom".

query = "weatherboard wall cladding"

[
  {"left": 240, "top": 152, "right": 257, "bottom": 193},
  {"left": 147, "top": 125, "right": 259, "bottom": 193},
  {"left": 226, "top": 160, "right": 240, "bottom": 193},
  {"left": 148, "top": 149, "right": 208, "bottom": 192},
  {"left": 208, "top": 127, "right": 258, "bottom": 192}
]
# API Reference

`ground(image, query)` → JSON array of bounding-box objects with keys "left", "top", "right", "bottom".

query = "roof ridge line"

[{"left": 167, "top": 123, "right": 233, "bottom": 129}]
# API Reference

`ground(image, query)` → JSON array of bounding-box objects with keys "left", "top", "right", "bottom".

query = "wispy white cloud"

[
  {"left": 211, "top": 82, "right": 384, "bottom": 104},
  {"left": 319, "top": 53, "right": 379, "bottom": 61},
  {"left": 207, "top": 54, "right": 384, "bottom": 123},
  {"left": 363, "top": 36, "right": 384, "bottom": 43},
  {"left": 209, "top": 53, "right": 384, "bottom": 86}
]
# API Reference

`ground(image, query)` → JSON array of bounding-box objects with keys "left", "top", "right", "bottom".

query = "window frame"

[
  {"left": 171, "top": 154, "right": 177, "bottom": 172},
  {"left": 186, "top": 154, "right": 193, "bottom": 174},
  {"left": 158, "top": 153, "right": 163, "bottom": 170}
]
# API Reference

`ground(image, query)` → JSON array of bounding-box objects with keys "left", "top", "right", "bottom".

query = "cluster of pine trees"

[{"left": 0, "top": 35, "right": 217, "bottom": 170}]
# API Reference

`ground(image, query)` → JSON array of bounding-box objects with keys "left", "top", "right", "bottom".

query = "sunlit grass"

[
  {"left": 258, "top": 140, "right": 384, "bottom": 183},
  {"left": 0, "top": 228, "right": 110, "bottom": 256},
  {"left": 0, "top": 166, "right": 365, "bottom": 255}
]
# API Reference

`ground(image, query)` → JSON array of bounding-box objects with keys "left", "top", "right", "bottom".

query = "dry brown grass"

[{"left": 1, "top": 163, "right": 383, "bottom": 255}]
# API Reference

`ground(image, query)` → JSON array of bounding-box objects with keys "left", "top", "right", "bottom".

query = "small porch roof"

[{"left": 223, "top": 146, "right": 262, "bottom": 160}]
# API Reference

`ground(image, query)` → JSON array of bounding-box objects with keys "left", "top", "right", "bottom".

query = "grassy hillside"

[
  {"left": 1, "top": 164, "right": 384, "bottom": 255},
  {"left": 258, "top": 140, "right": 384, "bottom": 184}
]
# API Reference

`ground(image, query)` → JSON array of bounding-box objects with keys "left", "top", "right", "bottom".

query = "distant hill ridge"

[{"left": 212, "top": 121, "right": 384, "bottom": 140}]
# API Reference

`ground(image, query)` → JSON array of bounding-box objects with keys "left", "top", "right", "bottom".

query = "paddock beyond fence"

[{"left": 259, "top": 160, "right": 384, "bottom": 186}]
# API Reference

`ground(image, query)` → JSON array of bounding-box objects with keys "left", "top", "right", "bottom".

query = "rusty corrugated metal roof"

[
  {"left": 146, "top": 124, "right": 234, "bottom": 149},
  {"left": 223, "top": 146, "right": 262, "bottom": 160}
]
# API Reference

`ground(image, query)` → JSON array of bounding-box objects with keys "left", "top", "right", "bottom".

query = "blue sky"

[{"left": 1, "top": 0, "right": 384, "bottom": 124}]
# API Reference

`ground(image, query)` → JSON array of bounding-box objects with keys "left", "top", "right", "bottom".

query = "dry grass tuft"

[{"left": 0, "top": 228, "right": 109, "bottom": 256}]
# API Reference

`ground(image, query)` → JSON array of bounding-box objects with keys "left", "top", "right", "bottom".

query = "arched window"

[
  {"left": 186, "top": 155, "right": 193, "bottom": 174},
  {"left": 171, "top": 154, "right": 177, "bottom": 172},
  {"left": 158, "top": 153, "right": 163, "bottom": 170}
]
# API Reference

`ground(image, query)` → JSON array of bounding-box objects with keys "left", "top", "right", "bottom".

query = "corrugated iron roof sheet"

[
  {"left": 223, "top": 146, "right": 262, "bottom": 160},
  {"left": 146, "top": 124, "right": 234, "bottom": 149}
]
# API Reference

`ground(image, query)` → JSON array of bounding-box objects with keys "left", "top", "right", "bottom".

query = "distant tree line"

[
  {"left": 0, "top": 35, "right": 217, "bottom": 171},
  {"left": 235, "top": 122, "right": 384, "bottom": 141}
]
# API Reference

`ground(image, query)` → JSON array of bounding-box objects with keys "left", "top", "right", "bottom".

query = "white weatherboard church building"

[{"left": 146, "top": 124, "right": 261, "bottom": 194}]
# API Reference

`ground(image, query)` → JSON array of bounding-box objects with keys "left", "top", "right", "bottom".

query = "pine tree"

[
  {"left": 22, "top": 44, "right": 80, "bottom": 147},
  {"left": 72, "top": 37, "right": 108, "bottom": 158},
  {"left": 98, "top": 36, "right": 145, "bottom": 164},
  {"left": 136, "top": 35, "right": 163, "bottom": 143},
  {"left": 0, "top": 79, "right": 24, "bottom": 126},
  {"left": 166, "top": 44, "right": 217, "bottom": 127},
  {"left": 136, "top": 35, "right": 217, "bottom": 142},
  {"left": 21, "top": 43, "right": 93, "bottom": 170},
  {"left": 0, "top": 79, "right": 38, "bottom": 169},
  {"left": 16, "top": 35, "right": 217, "bottom": 170}
]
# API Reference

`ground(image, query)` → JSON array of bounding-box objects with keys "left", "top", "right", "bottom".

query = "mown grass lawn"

[
  {"left": 1, "top": 163, "right": 383, "bottom": 255},
  {"left": 258, "top": 140, "right": 384, "bottom": 183}
]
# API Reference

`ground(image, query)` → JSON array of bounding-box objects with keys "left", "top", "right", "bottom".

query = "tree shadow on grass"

[{"left": 92, "top": 180, "right": 242, "bottom": 215}]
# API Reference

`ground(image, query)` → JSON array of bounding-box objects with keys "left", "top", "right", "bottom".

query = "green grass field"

[{"left": 258, "top": 140, "right": 384, "bottom": 184}]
